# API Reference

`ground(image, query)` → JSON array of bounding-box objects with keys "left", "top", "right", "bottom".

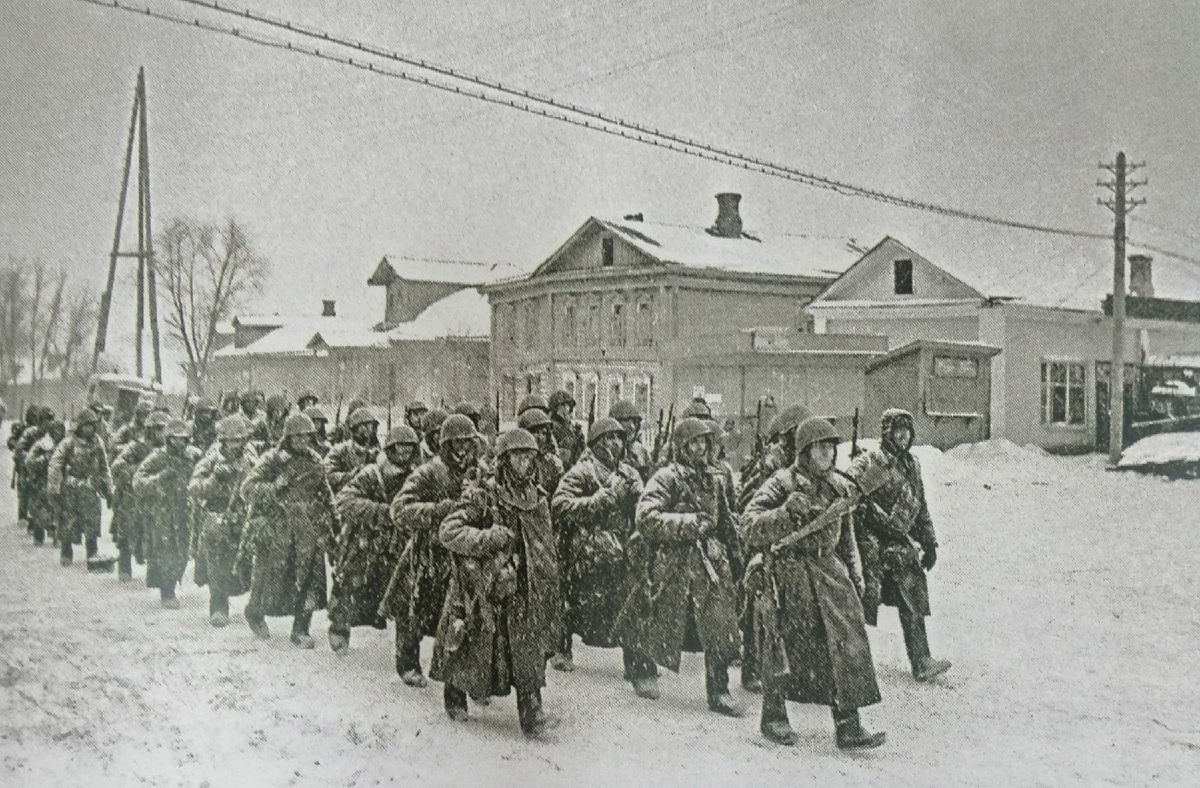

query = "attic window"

[
  {"left": 893, "top": 259, "right": 914, "bottom": 295},
  {"left": 602, "top": 236, "right": 614, "bottom": 267}
]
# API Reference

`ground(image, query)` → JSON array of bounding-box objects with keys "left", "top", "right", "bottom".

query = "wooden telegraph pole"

[
  {"left": 92, "top": 67, "right": 163, "bottom": 384},
  {"left": 1098, "top": 152, "right": 1145, "bottom": 464}
]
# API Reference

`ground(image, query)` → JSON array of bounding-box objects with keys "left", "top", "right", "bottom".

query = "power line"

[{"left": 148, "top": 0, "right": 1115, "bottom": 240}]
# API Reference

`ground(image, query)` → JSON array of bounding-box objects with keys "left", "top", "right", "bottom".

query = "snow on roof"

[
  {"left": 232, "top": 314, "right": 289, "bottom": 328},
  {"left": 387, "top": 288, "right": 490, "bottom": 341},
  {"left": 596, "top": 219, "right": 861, "bottom": 279},
  {"left": 215, "top": 316, "right": 377, "bottom": 357},
  {"left": 375, "top": 255, "right": 520, "bottom": 286}
]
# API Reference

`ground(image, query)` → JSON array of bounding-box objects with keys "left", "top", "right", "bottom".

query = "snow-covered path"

[{"left": 2, "top": 433, "right": 1198, "bottom": 787}]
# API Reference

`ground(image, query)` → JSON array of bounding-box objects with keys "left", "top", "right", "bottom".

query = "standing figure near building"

[
  {"left": 133, "top": 419, "right": 203, "bottom": 608},
  {"left": 418, "top": 407, "right": 446, "bottom": 464},
  {"left": 24, "top": 419, "right": 66, "bottom": 546},
  {"left": 380, "top": 414, "right": 484, "bottom": 688},
  {"left": 111, "top": 411, "right": 169, "bottom": 581},
  {"left": 548, "top": 390, "right": 584, "bottom": 469},
  {"left": 609, "top": 400, "right": 651, "bottom": 482},
  {"left": 742, "top": 416, "right": 886, "bottom": 750},
  {"left": 237, "top": 413, "right": 338, "bottom": 647},
  {"left": 327, "top": 425, "right": 420, "bottom": 655},
  {"left": 431, "top": 428, "right": 561, "bottom": 738},
  {"left": 324, "top": 407, "right": 380, "bottom": 495},
  {"left": 46, "top": 410, "right": 112, "bottom": 566},
  {"left": 615, "top": 417, "right": 743, "bottom": 716},
  {"left": 189, "top": 415, "right": 257, "bottom": 627},
  {"left": 552, "top": 417, "right": 651, "bottom": 684},
  {"left": 190, "top": 398, "right": 221, "bottom": 450},
  {"left": 14, "top": 406, "right": 51, "bottom": 531},
  {"left": 845, "top": 408, "right": 951, "bottom": 683},
  {"left": 305, "top": 406, "right": 332, "bottom": 457}
]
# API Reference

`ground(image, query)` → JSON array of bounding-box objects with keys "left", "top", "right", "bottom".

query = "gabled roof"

[
  {"left": 215, "top": 315, "right": 376, "bottom": 357},
  {"left": 371, "top": 255, "right": 519, "bottom": 286},
  {"left": 529, "top": 217, "right": 862, "bottom": 281},
  {"left": 386, "top": 288, "right": 490, "bottom": 341}
]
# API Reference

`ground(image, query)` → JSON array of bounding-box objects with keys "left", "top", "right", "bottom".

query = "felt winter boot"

[
  {"left": 518, "top": 689, "right": 558, "bottom": 739},
  {"left": 760, "top": 692, "right": 798, "bottom": 746},
  {"left": 833, "top": 708, "right": 886, "bottom": 750},
  {"left": 900, "top": 608, "right": 951, "bottom": 681},
  {"left": 705, "top": 656, "right": 743, "bottom": 718},
  {"left": 444, "top": 684, "right": 469, "bottom": 722}
]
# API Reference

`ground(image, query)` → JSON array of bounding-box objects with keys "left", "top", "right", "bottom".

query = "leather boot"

[
  {"left": 246, "top": 609, "right": 270, "bottom": 639},
  {"left": 444, "top": 684, "right": 469, "bottom": 722},
  {"left": 328, "top": 629, "right": 350, "bottom": 655},
  {"left": 118, "top": 545, "right": 133, "bottom": 582},
  {"left": 833, "top": 708, "right": 886, "bottom": 750},
  {"left": 60, "top": 541, "right": 73, "bottom": 567},
  {"left": 518, "top": 689, "right": 558, "bottom": 739},
  {"left": 760, "top": 691, "right": 797, "bottom": 746},
  {"left": 85, "top": 537, "right": 98, "bottom": 559},
  {"left": 900, "top": 607, "right": 951, "bottom": 681},
  {"left": 705, "top": 656, "right": 743, "bottom": 718},
  {"left": 290, "top": 612, "right": 315, "bottom": 649},
  {"left": 160, "top": 587, "right": 181, "bottom": 610}
]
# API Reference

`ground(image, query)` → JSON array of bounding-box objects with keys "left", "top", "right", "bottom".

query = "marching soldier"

[
  {"left": 133, "top": 419, "right": 203, "bottom": 608},
  {"left": 845, "top": 408, "right": 951, "bottom": 682},
  {"left": 615, "top": 417, "right": 742, "bottom": 716},
  {"left": 609, "top": 400, "right": 651, "bottom": 482},
  {"left": 46, "top": 410, "right": 113, "bottom": 566},
  {"left": 431, "top": 428, "right": 561, "bottom": 738},
  {"left": 323, "top": 407, "right": 380, "bottom": 495},
  {"left": 380, "top": 413, "right": 485, "bottom": 688},
  {"left": 189, "top": 414, "right": 257, "bottom": 627},
  {"left": 548, "top": 390, "right": 584, "bottom": 469},
  {"left": 327, "top": 425, "right": 421, "bottom": 655},
  {"left": 742, "top": 416, "right": 886, "bottom": 749},
  {"left": 88, "top": 401, "right": 114, "bottom": 450},
  {"left": 305, "top": 406, "right": 332, "bottom": 457},
  {"left": 419, "top": 407, "right": 447, "bottom": 463},
  {"left": 111, "top": 411, "right": 169, "bottom": 581},
  {"left": 237, "top": 413, "right": 338, "bottom": 647},
  {"left": 190, "top": 397, "right": 221, "bottom": 450},
  {"left": 551, "top": 417, "right": 649, "bottom": 683},
  {"left": 404, "top": 400, "right": 428, "bottom": 433},
  {"left": 24, "top": 418, "right": 65, "bottom": 546},
  {"left": 516, "top": 407, "right": 564, "bottom": 495},
  {"left": 112, "top": 398, "right": 154, "bottom": 451},
  {"left": 14, "top": 406, "right": 51, "bottom": 532}
]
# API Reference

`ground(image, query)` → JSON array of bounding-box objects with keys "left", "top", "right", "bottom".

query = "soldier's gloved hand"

[{"left": 921, "top": 543, "right": 937, "bottom": 571}]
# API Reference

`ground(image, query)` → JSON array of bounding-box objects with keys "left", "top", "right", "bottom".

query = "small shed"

[{"left": 864, "top": 339, "right": 1001, "bottom": 449}]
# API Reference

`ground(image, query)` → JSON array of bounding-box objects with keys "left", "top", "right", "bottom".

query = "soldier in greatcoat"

[
  {"left": 133, "top": 419, "right": 203, "bottom": 608},
  {"left": 111, "top": 410, "right": 168, "bottom": 581},
  {"left": 516, "top": 407, "right": 564, "bottom": 494},
  {"left": 14, "top": 406, "right": 51, "bottom": 532},
  {"left": 418, "top": 407, "right": 446, "bottom": 464},
  {"left": 24, "top": 419, "right": 65, "bottom": 545},
  {"left": 237, "top": 412, "right": 338, "bottom": 647},
  {"left": 189, "top": 414, "right": 257, "bottom": 626},
  {"left": 264, "top": 394, "right": 290, "bottom": 446},
  {"left": 326, "top": 425, "right": 420, "bottom": 655},
  {"left": 552, "top": 417, "right": 653, "bottom": 684},
  {"left": 742, "top": 416, "right": 886, "bottom": 749},
  {"left": 323, "top": 407, "right": 380, "bottom": 495},
  {"left": 190, "top": 397, "right": 220, "bottom": 451},
  {"left": 548, "top": 390, "right": 584, "bottom": 469},
  {"left": 614, "top": 417, "right": 743, "bottom": 716},
  {"left": 609, "top": 400, "right": 652, "bottom": 482},
  {"left": 380, "top": 414, "right": 485, "bottom": 687},
  {"left": 404, "top": 400, "right": 428, "bottom": 434},
  {"left": 46, "top": 410, "right": 112, "bottom": 566},
  {"left": 431, "top": 428, "right": 561, "bottom": 738},
  {"left": 304, "top": 406, "right": 332, "bottom": 458},
  {"left": 111, "top": 398, "right": 153, "bottom": 454},
  {"left": 845, "top": 408, "right": 951, "bottom": 682}
]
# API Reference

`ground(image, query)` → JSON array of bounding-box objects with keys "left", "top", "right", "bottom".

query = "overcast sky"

[{"left": 2, "top": 0, "right": 1199, "bottom": 382}]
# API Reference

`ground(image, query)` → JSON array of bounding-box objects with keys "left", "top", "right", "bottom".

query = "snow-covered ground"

[
  {"left": 2, "top": 430, "right": 1198, "bottom": 787},
  {"left": 1118, "top": 431, "right": 1200, "bottom": 468}
]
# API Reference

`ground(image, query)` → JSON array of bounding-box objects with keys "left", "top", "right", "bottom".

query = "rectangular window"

[
  {"left": 524, "top": 301, "right": 537, "bottom": 348},
  {"left": 933, "top": 356, "right": 978, "bottom": 378},
  {"left": 634, "top": 381, "right": 650, "bottom": 415},
  {"left": 588, "top": 301, "right": 600, "bottom": 345},
  {"left": 611, "top": 302, "right": 626, "bottom": 347},
  {"left": 601, "top": 236, "right": 614, "bottom": 267},
  {"left": 894, "top": 258, "right": 914, "bottom": 295},
  {"left": 636, "top": 299, "right": 653, "bottom": 347},
  {"left": 563, "top": 302, "right": 577, "bottom": 348},
  {"left": 504, "top": 305, "right": 516, "bottom": 346},
  {"left": 562, "top": 374, "right": 577, "bottom": 409},
  {"left": 1041, "top": 361, "right": 1085, "bottom": 425},
  {"left": 609, "top": 379, "right": 623, "bottom": 409},
  {"left": 582, "top": 377, "right": 598, "bottom": 420}
]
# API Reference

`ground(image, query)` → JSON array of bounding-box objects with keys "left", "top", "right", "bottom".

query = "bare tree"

[
  {"left": 36, "top": 267, "right": 67, "bottom": 382},
  {"left": 59, "top": 285, "right": 97, "bottom": 381},
  {"left": 26, "top": 259, "right": 46, "bottom": 383},
  {"left": 158, "top": 217, "right": 270, "bottom": 393},
  {"left": 0, "top": 259, "right": 30, "bottom": 386}
]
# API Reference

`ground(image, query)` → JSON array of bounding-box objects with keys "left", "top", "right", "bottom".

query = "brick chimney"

[
  {"left": 711, "top": 193, "right": 743, "bottom": 239},
  {"left": 1129, "top": 254, "right": 1154, "bottom": 298},
  {"left": 322, "top": 299, "right": 336, "bottom": 317}
]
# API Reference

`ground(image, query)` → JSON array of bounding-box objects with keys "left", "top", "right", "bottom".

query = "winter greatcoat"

[
  {"left": 551, "top": 449, "right": 643, "bottom": 648},
  {"left": 845, "top": 447, "right": 937, "bottom": 625},
  {"left": 188, "top": 444, "right": 257, "bottom": 598},
  {"left": 741, "top": 464, "right": 881, "bottom": 710},
  {"left": 379, "top": 454, "right": 485, "bottom": 638},
  {"left": 614, "top": 461, "right": 741, "bottom": 672},
  {"left": 46, "top": 434, "right": 112, "bottom": 546},
  {"left": 109, "top": 439, "right": 156, "bottom": 549},
  {"left": 430, "top": 473, "right": 560, "bottom": 700},
  {"left": 133, "top": 445, "right": 203, "bottom": 591},
  {"left": 237, "top": 446, "right": 338, "bottom": 618},
  {"left": 551, "top": 419, "right": 584, "bottom": 470},
  {"left": 24, "top": 433, "right": 60, "bottom": 539},
  {"left": 323, "top": 439, "right": 380, "bottom": 495},
  {"left": 327, "top": 456, "right": 414, "bottom": 633}
]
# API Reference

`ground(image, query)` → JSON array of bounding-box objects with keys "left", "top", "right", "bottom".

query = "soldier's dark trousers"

[
  {"left": 444, "top": 684, "right": 468, "bottom": 715},
  {"left": 741, "top": 597, "right": 759, "bottom": 685},
  {"left": 60, "top": 537, "right": 98, "bottom": 563},
  {"left": 704, "top": 652, "right": 733, "bottom": 701},
  {"left": 761, "top": 690, "right": 789, "bottom": 726},
  {"left": 292, "top": 610, "right": 313, "bottom": 637},
  {"left": 210, "top": 590, "right": 229, "bottom": 617},
  {"left": 622, "top": 648, "right": 658, "bottom": 681},
  {"left": 118, "top": 543, "right": 133, "bottom": 576},
  {"left": 516, "top": 688, "right": 543, "bottom": 733},
  {"left": 899, "top": 604, "right": 932, "bottom": 670},
  {"left": 394, "top": 629, "right": 421, "bottom": 675}
]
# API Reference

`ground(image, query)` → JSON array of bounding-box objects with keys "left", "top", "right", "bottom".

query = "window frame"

[
  {"left": 1039, "top": 359, "right": 1087, "bottom": 427},
  {"left": 893, "top": 258, "right": 914, "bottom": 295}
]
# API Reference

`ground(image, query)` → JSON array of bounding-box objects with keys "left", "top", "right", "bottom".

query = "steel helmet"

[
  {"left": 282, "top": 412, "right": 316, "bottom": 437},
  {"left": 405, "top": 400, "right": 428, "bottom": 414},
  {"left": 146, "top": 411, "right": 170, "bottom": 429},
  {"left": 440, "top": 413, "right": 478, "bottom": 444},
  {"left": 608, "top": 400, "right": 641, "bottom": 421},
  {"left": 681, "top": 399, "right": 712, "bottom": 420},
  {"left": 216, "top": 414, "right": 251, "bottom": 441},
  {"left": 240, "top": 390, "right": 259, "bottom": 406},
  {"left": 547, "top": 390, "right": 576, "bottom": 411},
  {"left": 194, "top": 397, "right": 219, "bottom": 414},
  {"left": 74, "top": 409, "right": 100, "bottom": 428},
  {"left": 452, "top": 401, "right": 481, "bottom": 419},
  {"left": 384, "top": 424, "right": 420, "bottom": 449},
  {"left": 672, "top": 416, "right": 715, "bottom": 449},
  {"left": 135, "top": 398, "right": 155, "bottom": 415},
  {"left": 517, "top": 393, "right": 549, "bottom": 416},
  {"left": 588, "top": 417, "right": 625, "bottom": 445},
  {"left": 794, "top": 416, "right": 840, "bottom": 454},
  {"left": 495, "top": 428, "right": 538, "bottom": 456},
  {"left": 165, "top": 418, "right": 191, "bottom": 439},
  {"left": 347, "top": 407, "right": 380, "bottom": 428},
  {"left": 298, "top": 389, "right": 318, "bottom": 404},
  {"left": 303, "top": 405, "right": 328, "bottom": 424},
  {"left": 517, "top": 407, "right": 552, "bottom": 431},
  {"left": 881, "top": 408, "right": 915, "bottom": 434},
  {"left": 767, "top": 404, "right": 813, "bottom": 440},
  {"left": 422, "top": 408, "right": 448, "bottom": 434}
]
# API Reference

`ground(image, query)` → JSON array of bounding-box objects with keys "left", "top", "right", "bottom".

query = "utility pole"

[{"left": 1098, "top": 152, "right": 1146, "bottom": 464}]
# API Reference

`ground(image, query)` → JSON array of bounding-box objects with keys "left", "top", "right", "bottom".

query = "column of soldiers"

[{"left": 5, "top": 387, "right": 952, "bottom": 747}]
